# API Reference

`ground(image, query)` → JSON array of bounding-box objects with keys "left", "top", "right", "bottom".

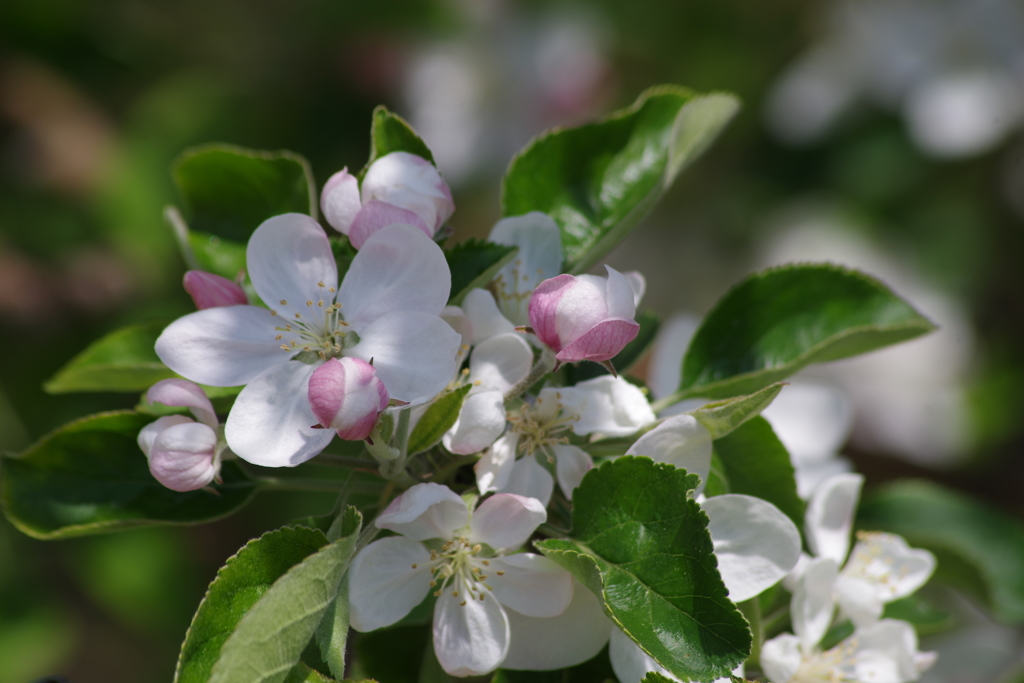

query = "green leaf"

[
  {"left": 1, "top": 411, "right": 256, "bottom": 539},
  {"left": 676, "top": 264, "right": 936, "bottom": 400},
  {"left": 315, "top": 557, "right": 352, "bottom": 678},
  {"left": 565, "top": 311, "right": 661, "bottom": 384},
  {"left": 207, "top": 508, "right": 363, "bottom": 683},
  {"left": 44, "top": 321, "right": 176, "bottom": 393},
  {"left": 712, "top": 417, "right": 804, "bottom": 530},
  {"left": 284, "top": 663, "right": 338, "bottom": 683},
  {"left": 881, "top": 595, "right": 952, "bottom": 634},
  {"left": 536, "top": 457, "right": 751, "bottom": 681},
  {"left": 365, "top": 106, "right": 435, "bottom": 170},
  {"left": 502, "top": 86, "right": 739, "bottom": 274},
  {"left": 353, "top": 624, "right": 429, "bottom": 683},
  {"left": 174, "top": 144, "right": 316, "bottom": 243},
  {"left": 444, "top": 240, "right": 518, "bottom": 307},
  {"left": 175, "top": 526, "right": 331, "bottom": 683},
  {"left": 492, "top": 646, "right": 616, "bottom": 683},
  {"left": 688, "top": 383, "right": 785, "bottom": 439},
  {"left": 641, "top": 674, "right": 675, "bottom": 683},
  {"left": 857, "top": 480, "right": 1024, "bottom": 624},
  {"left": 702, "top": 451, "right": 730, "bottom": 498},
  {"left": 189, "top": 230, "right": 249, "bottom": 283},
  {"left": 407, "top": 385, "right": 473, "bottom": 456}
]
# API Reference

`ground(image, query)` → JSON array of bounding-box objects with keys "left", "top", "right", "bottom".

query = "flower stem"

[{"left": 504, "top": 348, "right": 557, "bottom": 405}]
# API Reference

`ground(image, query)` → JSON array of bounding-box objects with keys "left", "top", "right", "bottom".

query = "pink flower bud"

[
  {"left": 183, "top": 271, "right": 247, "bottom": 310},
  {"left": 320, "top": 168, "right": 361, "bottom": 234},
  {"left": 528, "top": 266, "right": 640, "bottom": 363},
  {"left": 308, "top": 357, "right": 390, "bottom": 441},
  {"left": 361, "top": 152, "right": 454, "bottom": 234},
  {"left": 138, "top": 416, "right": 219, "bottom": 492}
]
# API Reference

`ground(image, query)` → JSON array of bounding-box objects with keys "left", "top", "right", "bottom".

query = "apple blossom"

[
  {"left": 308, "top": 357, "right": 389, "bottom": 441},
  {"left": 488, "top": 212, "right": 564, "bottom": 326},
  {"left": 137, "top": 379, "right": 223, "bottom": 492},
  {"left": 529, "top": 265, "right": 641, "bottom": 364},
  {"left": 182, "top": 270, "right": 248, "bottom": 310},
  {"left": 347, "top": 483, "right": 572, "bottom": 677},
  {"left": 155, "top": 215, "right": 461, "bottom": 467},
  {"left": 475, "top": 375, "right": 655, "bottom": 504},
  {"left": 320, "top": 152, "right": 454, "bottom": 248}
]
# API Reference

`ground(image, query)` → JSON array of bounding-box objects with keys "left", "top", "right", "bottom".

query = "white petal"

[
  {"left": 702, "top": 494, "right": 802, "bottom": 602},
  {"left": 348, "top": 536, "right": 432, "bottom": 631},
  {"left": 146, "top": 378, "right": 218, "bottom": 429},
  {"left": 760, "top": 633, "right": 802, "bottom": 683},
  {"left": 834, "top": 575, "right": 884, "bottom": 628},
  {"left": 552, "top": 444, "right": 592, "bottom": 501},
  {"left": 433, "top": 583, "right": 509, "bottom": 677},
  {"left": 489, "top": 212, "right": 563, "bottom": 326},
  {"left": 362, "top": 151, "right": 452, "bottom": 230},
  {"left": 805, "top": 473, "right": 864, "bottom": 566},
  {"left": 792, "top": 557, "right": 838, "bottom": 652},
  {"left": 155, "top": 305, "right": 288, "bottom": 386},
  {"left": 502, "top": 579, "right": 611, "bottom": 671},
  {"left": 138, "top": 415, "right": 192, "bottom": 458},
  {"left": 376, "top": 482, "right": 468, "bottom": 541},
  {"left": 338, "top": 224, "right": 450, "bottom": 330},
  {"left": 443, "top": 390, "right": 506, "bottom": 455},
  {"left": 440, "top": 305, "right": 473, "bottom": 349},
  {"left": 246, "top": 214, "right": 337, "bottom": 318},
  {"left": 224, "top": 362, "right": 334, "bottom": 467},
  {"left": 475, "top": 432, "right": 518, "bottom": 494},
  {"left": 320, "top": 168, "right": 361, "bottom": 234},
  {"left": 346, "top": 311, "right": 461, "bottom": 405},
  {"left": 795, "top": 455, "right": 853, "bottom": 500},
  {"left": 603, "top": 266, "right": 637, "bottom": 320},
  {"left": 610, "top": 627, "right": 673, "bottom": 683},
  {"left": 462, "top": 288, "right": 515, "bottom": 346},
  {"left": 470, "top": 493, "right": 546, "bottom": 550},
  {"left": 836, "top": 620, "right": 920, "bottom": 683},
  {"left": 762, "top": 380, "right": 853, "bottom": 465},
  {"left": 647, "top": 313, "right": 701, "bottom": 401},
  {"left": 837, "top": 532, "right": 936, "bottom": 626},
  {"left": 469, "top": 333, "right": 533, "bottom": 394},
  {"left": 781, "top": 552, "right": 813, "bottom": 592},
  {"left": 623, "top": 271, "right": 646, "bottom": 308},
  {"left": 562, "top": 376, "right": 655, "bottom": 437},
  {"left": 487, "top": 554, "right": 572, "bottom": 618},
  {"left": 626, "top": 413, "right": 712, "bottom": 493},
  {"left": 502, "top": 456, "right": 554, "bottom": 507}
]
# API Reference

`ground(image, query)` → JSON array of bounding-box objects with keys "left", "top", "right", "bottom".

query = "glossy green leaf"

[
  {"left": 175, "top": 526, "right": 330, "bottom": 683},
  {"left": 365, "top": 106, "right": 435, "bottom": 171},
  {"left": 641, "top": 674, "right": 675, "bottom": 683},
  {"left": 858, "top": 480, "right": 1024, "bottom": 623},
  {"left": 284, "top": 662, "right": 338, "bottom": 683},
  {"left": 174, "top": 144, "right": 316, "bottom": 243},
  {"left": 1, "top": 411, "right": 256, "bottom": 539},
  {"left": 676, "top": 264, "right": 935, "bottom": 400},
  {"left": 207, "top": 507, "right": 362, "bottom": 683},
  {"left": 565, "top": 311, "right": 661, "bottom": 384},
  {"left": 44, "top": 321, "right": 176, "bottom": 393},
  {"left": 688, "top": 383, "right": 785, "bottom": 439},
  {"left": 407, "top": 385, "right": 473, "bottom": 456},
  {"left": 444, "top": 239, "right": 518, "bottom": 306},
  {"left": 712, "top": 417, "right": 803, "bottom": 529},
  {"left": 502, "top": 86, "right": 739, "bottom": 273},
  {"left": 188, "top": 230, "right": 249, "bottom": 282},
  {"left": 536, "top": 457, "right": 751, "bottom": 681},
  {"left": 702, "top": 451, "right": 730, "bottom": 498}
]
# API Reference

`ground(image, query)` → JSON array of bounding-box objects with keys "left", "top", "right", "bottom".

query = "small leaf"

[
  {"left": 316, "top": 512, "right": 361, "bottom": 678},
  {"left": 688, "top": 383, "right": 785, "bottom": 439},
  {"left": 207, "top": 508, "right": 363, "bottom": 683},
  {"left": 365, "top": 106, "right": 435, "bottom": 171},
  {"left": 712, "top": 417, "right": 804, "bottom": 530},
  {"left": 1, "top": 411, "right": 256, "bottom": 539},
  {"left": 677, "top": 264, "right": 936, "bottom": 400},
  {"left": 174, "top": 144, "right": 316, "bottom": 243},
  {"left": 188, "top": 231, "right": 249, "bottom": 283},
  {"left": 502, "top": 86, "right": 739, "bottom": 274},
  {"left": 565, "top": 311, "right": 661, "bottom": 383},
  {"left": 858, "top": 480, "right": 1024, "bottom": 624},
  {"left": 406, "top": 385, "right": 473, "bottom": 456},
  {"left": 44, "top": 321, "right": 176, "bottom": 393},
  {"left": 444, "top": 239, "right": 518, "bottom": 306},
  {"left": 641, "top": 674, "right": 675, "bottom": 683},
  {"left": 536, "top": 457, "right": 751, "bottom": 681},
  {"left": 284, "top": 662, "right": 339, "bottom": 683}
]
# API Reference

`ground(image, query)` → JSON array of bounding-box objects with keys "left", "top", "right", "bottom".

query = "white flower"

[
  {"left": 155, "top": 215, "right": 462, "bottom": 467},
  {"left": 137, "top": 379, "right": 223, "bottom": 491},
  {"left": 488, "top": 212, "right": 563, "bottom": 327},
  {"left": 347, "top": 484, "right": 572, "bottom": 677},
  {"left": 474, "top": 376, "right": 655, "bottom": 505},
  {"left": 320, "top": 152, "right": 454, "bottom": 248}
]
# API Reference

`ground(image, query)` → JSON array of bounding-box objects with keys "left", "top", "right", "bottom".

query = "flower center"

[
  {"left": 272, "top": 283, "right": 360, "bottom": 361},
  {"left": 507, "top": 393, "right": 578, "bottom": 461},
  {"left": 794, "top": 638, "right": 860, "bottom": 683},
  {"left": 424, "top": 537, "right": 502, "bottom": 607}
]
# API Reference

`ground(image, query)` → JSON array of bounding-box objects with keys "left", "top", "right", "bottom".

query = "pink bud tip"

[
  {"left": 308, "top": 357, "right": 390, "bottom": 441},
  {"left": 183, "top": 271, "right": 247, "bottom": 310}
]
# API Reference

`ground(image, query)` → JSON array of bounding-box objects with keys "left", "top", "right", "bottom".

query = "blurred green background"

[{"left": 2, "top": 0, "right": 1023, "bottom": 680}]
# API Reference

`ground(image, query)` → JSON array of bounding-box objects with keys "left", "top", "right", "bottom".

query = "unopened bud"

[
  {"left": 308, "top": 357, "right": 389, "bottom": 441},
  {"left": 183, "top": 271, "right": 247, "bottom": 310}
]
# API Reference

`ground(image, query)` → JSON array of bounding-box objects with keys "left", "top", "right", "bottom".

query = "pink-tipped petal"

[
  {"left": 148, "top": 421, "right": 219, "bottom": 492},
  {"left": 320, "top": 168, "right": 362, "bottom": 234},
  {"left": 377, "top": 482, "right": 469, "bottom": 541},
  {"left": 183, "top": 271, "right": 247, "bottom": 310},
  {"left": 362, "top": 152, "right": 454, "bottom": 232},
  {"left": 308, "top": 357, "right": 389, "bottom": 441},
  {"left": 348, "top": 200, "right": 432, "bottom": 249},
  {"left": 146, "top": 378, "right": 218, "bottom": 430},
  {"left": 470, "top": 493, "right": 546, "bottom": 550},
  {"left": 529, "top": 274, "right": 575, "bottom": 351},
  {"left": 554, "top": 318, "right": 639, "bottom": 363}
]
